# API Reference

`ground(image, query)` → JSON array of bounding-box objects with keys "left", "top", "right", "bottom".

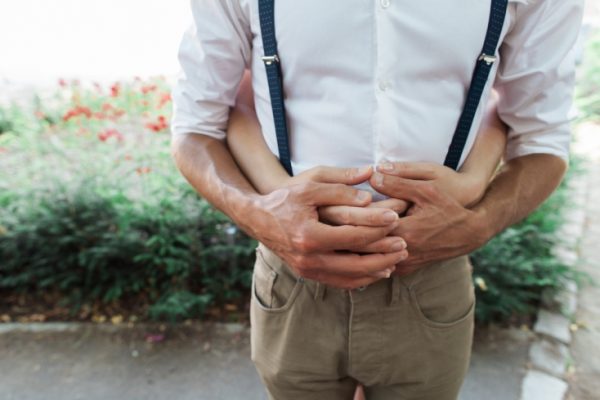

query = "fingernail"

[
  {"left": 357, "top": 191, "right": 371, "bottom": 202},
  {"left": 375, "top": 269, "right": 393, "bottom": 279},
  {"left": 373, "top": 173, "right": 384, "bottom": 186},
  {"left": 379, "top": 162, "right": 394, "bottom": 172},
  {"left": 383, "top": 211, "right": 399, "bottom": 223},
  {"left": 391, "top": 239, "right": 406, "bottom": 251},
  {"left": 357, "top": 165, "right": 372, "bottom": 176}
]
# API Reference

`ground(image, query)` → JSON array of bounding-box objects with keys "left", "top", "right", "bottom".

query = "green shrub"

[
  {"left": 577, "top": 31, "right": 600, "bottom": 121},
  {"left": 0, "top": 77, "right": 585, "bottom": 324},
  {"left": 471, "top": 162, "right": 583, "bottom": 324},
  {"left": 0, "top": 108, "right": 13, "bottom": 135},
  {"left": 0, "top": 178, "right": 256, "bottom": 321}
]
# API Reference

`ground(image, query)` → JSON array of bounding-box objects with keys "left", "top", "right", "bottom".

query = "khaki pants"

[{"left": 250, "top": 243, "right": 475, "bottom": 400}]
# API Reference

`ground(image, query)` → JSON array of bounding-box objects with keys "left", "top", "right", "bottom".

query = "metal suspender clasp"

[
  {"left": 262, "top": 55, "right": 280, "bottom": 66},
  {"left": 478, "top": 53, "right": 497, "bottom": 66}
]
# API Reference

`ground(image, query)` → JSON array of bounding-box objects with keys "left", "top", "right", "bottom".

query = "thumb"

[
  {"left": 377, "top": 162, "right": 439, "bottom": 180},
  {"left": 305, "top": 165, "right": 373, "bottom": 185}
]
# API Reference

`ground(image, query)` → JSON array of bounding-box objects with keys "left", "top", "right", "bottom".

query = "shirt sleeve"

[
  {"left": 171, "top": 0, "right": 252, "bottom": 140},
  {"left": 495, "top": 0, "right": 584, "bottom": 162}
]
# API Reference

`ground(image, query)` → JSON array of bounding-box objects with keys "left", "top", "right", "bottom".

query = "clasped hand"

[{"left": 254, "top": 162, "right": 487, "bottom": 289}]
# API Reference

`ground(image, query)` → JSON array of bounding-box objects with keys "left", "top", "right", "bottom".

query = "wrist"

[
  {"left": 468, "top": 206, "right": 496, "bottom": 249},
  {"left": 228, "top": 189, "right": 266, "bottom": 238},
  {"left": 458, "top": 172, "right": 487, "bottom": 208}
]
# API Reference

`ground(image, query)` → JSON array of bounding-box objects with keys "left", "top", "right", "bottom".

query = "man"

[{"left": 170, "top": 1, "right": 583, "bottom": 399}]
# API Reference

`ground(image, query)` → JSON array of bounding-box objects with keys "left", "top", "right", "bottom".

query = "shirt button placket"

[{"left": 380, "top": 0, "right": 391, "bottom": 9}]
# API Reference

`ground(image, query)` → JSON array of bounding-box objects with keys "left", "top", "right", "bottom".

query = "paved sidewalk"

[
  {"left": 567, "top": 124, "right": 600, "bottom": 400},
  {"left": 0, "top": 323, "right": 530, "bottom": 400}
]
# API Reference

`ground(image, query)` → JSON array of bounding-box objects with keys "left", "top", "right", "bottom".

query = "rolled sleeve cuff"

[{"left": 504, "top": 128, "right": 571, "bottom": 163}]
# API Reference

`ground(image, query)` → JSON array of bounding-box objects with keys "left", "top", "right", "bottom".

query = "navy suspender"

[
  {"left": 258, "top": 0, "right": 293, "bottom": 176},
  {"left": 258, "top": 0, "right": 509, "bottom": 175},
  {"left": 444, "top": 0, "right": 508, "bottom": 170}
]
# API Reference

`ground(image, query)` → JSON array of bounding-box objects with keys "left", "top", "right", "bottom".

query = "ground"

[
  {"left": 567, "top": 124, "right": 600, "bottom": 400},
  {"left": 0, "top": 324, "right": 530, "bottom": 400}
]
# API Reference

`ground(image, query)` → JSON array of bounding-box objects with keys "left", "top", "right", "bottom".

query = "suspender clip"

[
  {"left": 478, "top": 53, "right": 497, "bottom": 66},
  {"left": 262, "top": 55, "right": 280, "bottom": 66}
]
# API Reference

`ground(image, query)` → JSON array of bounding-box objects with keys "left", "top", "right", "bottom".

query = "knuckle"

[
  {"left": 293, "top": 254, "right": 313, "bottom": 274},
  {"left": 311, "top": 167, "right": 324, "bottom": 181},
  {"left": 421, "top": 182, "right": 437, "bottom": 197},
  {"left": 340, "top": 209, "right": 352, "bottom": 225},
  {"left": 297, "top": 182, "right": 316, "bottom": 199},
  {"left": 366, "top": 211, "right": 379, "bottom": 225},
  {"left": 356, "top": 231, "right": 371, "bottom": 247},
  {"left": 292, "top": 237, "right": 311, "bottom": 253},
  {"left": 402, "top": 232, "right": 416, "bottom": 245},
  {"left": 294, "top": 231, "right": 319, "bottom": 253}
]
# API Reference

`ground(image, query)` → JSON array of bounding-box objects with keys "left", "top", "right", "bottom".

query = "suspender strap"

[
  {"left": 443, "top": 0, "right": 508, "bottom": 170},
  {"left": 258, "top": 0, "right": 293, "bottom": 176},
  {"left": 259, "top": 1, "right": 509, "bottom": 174}
]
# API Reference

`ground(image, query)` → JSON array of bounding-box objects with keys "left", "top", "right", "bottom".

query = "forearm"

[
  {"left": 460, "top": 94, "right": 507, "bottom": 182},
  {"left": 171, "top": 133, "right": 262, "bottom": 236},
  {"left": 472, "top": 153, "right": 567, "bottom": 241},
  {"left": 456, "top": 93, "right": 507, "bottom": 206},
  {"left": 227, "top": 104, "right": 290, "bottom": 194},
  {"left": 227, "top": 70, "right": 291, "bottom": 194}
]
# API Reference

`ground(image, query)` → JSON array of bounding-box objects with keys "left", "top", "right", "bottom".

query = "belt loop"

[
  {"left": 314, "top": 282, "right": 327, "bottom": 301},
  {"left": 314, "top": 282, "right": 322, "bottom": 301},
  {"left": 389, "top": 276, "right": 401, "bottom": 306}
]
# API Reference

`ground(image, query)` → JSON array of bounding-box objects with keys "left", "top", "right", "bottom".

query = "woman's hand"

[
  {"left": 377, "top": 161, "right": 490, "bottom": 209},
  {"left": 279, "top": 166, "right": 409, "bottom": 257}
]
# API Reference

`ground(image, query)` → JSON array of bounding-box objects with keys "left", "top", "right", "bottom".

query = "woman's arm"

[
  {"left": 227, "top": 70, "right": 507, "bottom": 206},
  {"left": 227, "top": 70, "right": 290, "bottom": 194}
]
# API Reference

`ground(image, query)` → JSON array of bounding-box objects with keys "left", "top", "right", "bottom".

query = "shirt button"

[
  {"left": 381, "top": 0, "right": 391, "bottom": 8},
  {"left": 378, "top": 80, "right": 391, "bottom": 92}
]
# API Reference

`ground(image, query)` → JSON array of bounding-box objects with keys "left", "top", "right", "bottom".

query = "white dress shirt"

[{"left": 172, "top": 0, "right": 583, "bottom": 179}]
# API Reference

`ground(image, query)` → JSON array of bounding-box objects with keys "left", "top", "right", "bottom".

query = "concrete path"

[
  {"left": 0, "top": 323, "right": 530, "bottom": 400},
  {"left": 567, "top": 124, "right": 600, "bottom": 400}
]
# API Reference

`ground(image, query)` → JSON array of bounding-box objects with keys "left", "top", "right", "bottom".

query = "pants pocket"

[
  {"left": 252, "top": 246, "right": 304, "bottom": 313},
  {"left": 407, "top": 256, "right": 475, "bottom": 329}
]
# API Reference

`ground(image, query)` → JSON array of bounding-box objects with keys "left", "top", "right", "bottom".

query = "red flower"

[
  {"left": 158, "top": 93, "right": 172, "bottom": 108},
  {"left": 141, "top": 84, "right": 157, "bottom": 95},
  {"left": 97, "top": 128, "right": 124, "bottom": 142},
  {"left": 110, "top": 83, "right": 121, "bottom": 98},
  {"left": 145, "top": 115, "right": 169, "bottom": 133},
  {"left": 136, "top": 166, "right": 152, "bottom": 175},
  {"left": 62, "top": 106, "right": 93, "bottom": 122},
  {"left": 58, "top": 78, "right": 68, "bottom": 88}
]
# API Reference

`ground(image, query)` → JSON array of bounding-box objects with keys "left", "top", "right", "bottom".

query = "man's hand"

[
  {"left": 368, "top": 154, "right": 567, "bottom": 277},
  {"left": 369, "top": 164, "right": 489, "bottom": 276},
  {"left": 315, "top": 160, "right": 488, "bottom": 256},
  {"left": 248, "top": 166, "right": 409, "bottom": 289}
]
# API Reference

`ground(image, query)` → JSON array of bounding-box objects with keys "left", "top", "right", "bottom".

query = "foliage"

[
  {"left": 0, "top": 76, "right": 584, "bottom": 323},
  {"left": 0, "top": 78, "right": 255, "bottom": 321},
  {"left": 577, "top": 31, "right": 600, "bottom": 121},
  {"left": 470, "top": 166, "right": 580, "bottom": 323},
  {"left": 0, "top": 177, "right": 255, "bottom": 321}
]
